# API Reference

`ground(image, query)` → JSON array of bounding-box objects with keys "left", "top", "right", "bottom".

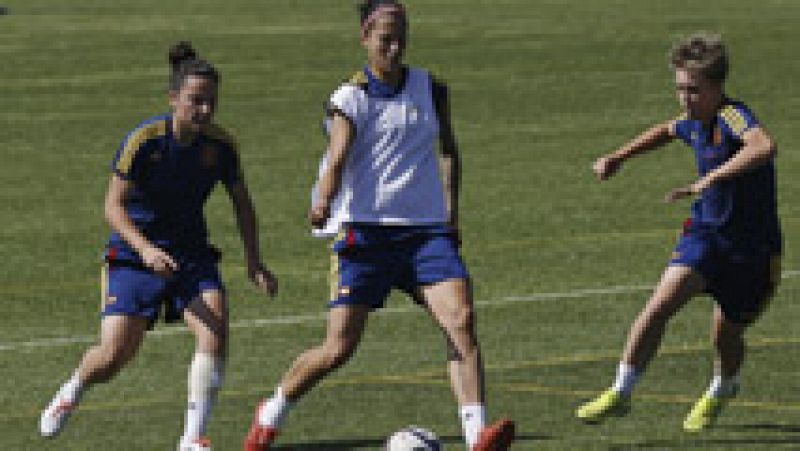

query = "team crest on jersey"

[
  {"left": 201, "top": 145, "right": 218, "bottom": 167},
  {"left": 378, "top": 108, "right": 398, "bottom": 131},
  {"left": 378, "top": 103, "right": 416, "bottom": 131},
  {"left": 712, "top": 127, "right": 722, "bottom": 146},
  {"left": 150, "top": 151, "right": 162, "bottom": 162},
  {"left": 339, "top": 286, "right": 351, "bottom": 296}
]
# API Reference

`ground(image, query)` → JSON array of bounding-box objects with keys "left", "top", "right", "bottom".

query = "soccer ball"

[{"left": 385, "top": 426, "right": 441, "bottom": 451}]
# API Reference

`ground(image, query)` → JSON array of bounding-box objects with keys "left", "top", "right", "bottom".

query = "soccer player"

[
  {"left": 243, "top": 1, "right": 514, "bottom": 450},
  {"left": 576, "top": 33, "right": 781, "bottom": 431},
  {"left": 39, "top": 42, "right": 278, "bottom": 450}
]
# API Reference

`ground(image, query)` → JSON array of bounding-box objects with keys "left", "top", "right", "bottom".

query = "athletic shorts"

[
  {"left": 101, "top": 250, "right": 223, "bottom": 325},
  {"left": 670, "top": 223, "right": 781, "bottom": 324},
  {"left": 328, "top": 224, "right": 469, "bottom": 309}
]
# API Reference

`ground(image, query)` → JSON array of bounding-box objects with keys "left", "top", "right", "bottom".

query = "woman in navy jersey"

[
  {"left": 576, "top": 33, "right": 781, "bottom": 432},
  {"left": 40, "top": 41, "right": 277, "bottom": 451},
  {"left": 244, "top": 2, "right": 513, "bottom": 450}
]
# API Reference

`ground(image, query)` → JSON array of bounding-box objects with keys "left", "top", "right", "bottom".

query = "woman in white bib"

[{"left": 245, "top": 2, "right": 514, "bottom": 450}]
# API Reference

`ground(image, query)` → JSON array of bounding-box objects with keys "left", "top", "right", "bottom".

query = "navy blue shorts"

[
  {"left": 101, "top": 253, "right": 223, "bottom": 325},
  {"left": 670, "top": 225, "right": 780, "bottom": 323},
  {"left": 329, "top": 225, "right": 469, "bottom": 309}
]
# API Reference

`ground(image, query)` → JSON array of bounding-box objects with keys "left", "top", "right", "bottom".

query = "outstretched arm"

[
  {"left": 593, "top": 120, "right": 676, "bottom": 180},
  {"left": 666, "top": 126, "right": 776, "bottom": 202},
  {"left": 226, "top": 180, "right": 278, "bottom": 297},
  {"left": 105, "top": 175, "right": 178, "bottom": 276},
  {"left": 309, "top": 113, "right": 355, "bottom": 229}
]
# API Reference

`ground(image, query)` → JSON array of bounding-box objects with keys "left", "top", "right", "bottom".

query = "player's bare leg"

[
  {"left": 423, "top": 279, "right": 483, "bottom": 405},
  {"left": 281, "top": 304, "right": 369, "bottom": 398},
  {"left": 78, "top": 315, "right": 149, "bottom": 383},
  {"left": 244, "top": 305, "right": 370, "bottom": 450},
  {"left": 712, "top": 306, "right": 747, "bottom": 379},
  {"left": 423, "top": 279, "right": 514, "bottom": 450},
  {"left": 622, "top": 265, "right": 706, "bottom": 368},
  {"left": 577, "top": 265, "right": 705, "bottom": 422},
  {"left": 683, "top": 305, "right": 747, "bottom": 432},
  {"left": 179, "top": 290, "right": 228, "bottom": 449},
  {"left": 40, "top": 315, "right": 148, "bottom": 437}
]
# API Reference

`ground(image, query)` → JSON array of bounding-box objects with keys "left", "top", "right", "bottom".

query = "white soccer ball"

[{"left": 385, "top": 426, "right": 441, "bottom": 451}]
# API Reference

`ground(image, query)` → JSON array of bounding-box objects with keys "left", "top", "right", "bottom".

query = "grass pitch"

[{"left": 1, "top": 0, "right": 799, "bottom": 449}]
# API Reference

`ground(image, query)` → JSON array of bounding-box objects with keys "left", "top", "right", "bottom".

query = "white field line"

[{"left": 2, "top": 270, "right": 799, "bottom": 353}]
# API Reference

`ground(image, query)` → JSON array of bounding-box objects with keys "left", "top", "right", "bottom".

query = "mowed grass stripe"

[
  {"left": 3, "top": 217, "right": 799, "bottom": 293},
  {"left": 4, "top": 337, "right": 799, "bottom": 422},
  {"left": 4, "top": 273, "right": 800, "bottom": 353},
  {"left": 0, "top": 283, "right": 654, "bottom": 352}
]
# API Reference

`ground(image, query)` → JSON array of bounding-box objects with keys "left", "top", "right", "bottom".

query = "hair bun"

[{"left": 168, "top": 41, "right": 198, "bottom": 70}]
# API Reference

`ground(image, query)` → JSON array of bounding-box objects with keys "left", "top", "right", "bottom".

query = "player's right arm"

[
  {"left": 104, "top": 175, "right": 178, "bottom": 276},
  {"left": 309, "top": 112, "right": 355, "bottom": 229},
  {"left": 593, "top": 119, "right": 677, "bottom": 181},
  {"left": 109, "top": 120, "right": 178, "bottom": 275}
]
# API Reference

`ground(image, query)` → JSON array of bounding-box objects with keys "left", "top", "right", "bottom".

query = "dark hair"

[
  {"left": 358, "top": 0, "right": 402, "bottom": 26},
  {"left": 168, "top": 41, "right": 220, "bottom": 91},
  {"left": 670, "top": 32, "right": 728, "bottom": 83}
]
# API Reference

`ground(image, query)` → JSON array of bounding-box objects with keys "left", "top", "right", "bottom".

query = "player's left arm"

[
  {"left": 224, "top": 159, "right": 278, "bottom": 297},
  {"left": 433, "top": 78, "right": 460, "bottom": 235},
  {"left": 667, "top": 126, "right": 777, "bottom": 202}
]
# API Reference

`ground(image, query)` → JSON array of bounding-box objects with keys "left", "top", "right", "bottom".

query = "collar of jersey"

[{"left": 364, "top": 65, "right": 408, "bottom": 98}]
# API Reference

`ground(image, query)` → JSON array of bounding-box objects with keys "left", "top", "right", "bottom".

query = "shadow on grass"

[
  {"left": 718, "top": 422, "right": 800, "bottom": 433},
  {"left": 273, "top": 433, "right": 552, "bottom": 449},
  {"left": 609, "top": 424, "right": 800, "bottom": 449}
]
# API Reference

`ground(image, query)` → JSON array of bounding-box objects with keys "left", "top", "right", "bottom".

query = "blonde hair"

[{"left": 670, "top": 32, "right": 728, "bottom": 83}]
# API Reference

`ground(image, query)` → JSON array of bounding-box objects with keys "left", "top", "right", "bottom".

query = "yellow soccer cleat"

[
  {"left": 576, "top": 389, "right": 630, "bottom": 423},
  {"left": 683, "top": 393, "right": 732, "bottom": 432}
]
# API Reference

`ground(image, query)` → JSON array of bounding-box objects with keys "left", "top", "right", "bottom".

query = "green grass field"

[{"left": 2, "top": 0, "right": 800, "bottom": 449}]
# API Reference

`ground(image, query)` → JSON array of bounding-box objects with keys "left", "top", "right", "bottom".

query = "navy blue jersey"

[
  {"left": 107, "top": 115, "right": 241, "bottom": 261},
  {"left": 673, "top": 99, "right": 781, "bottom": 254}
]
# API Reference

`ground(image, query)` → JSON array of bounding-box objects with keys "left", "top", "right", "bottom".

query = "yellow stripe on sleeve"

[
  {"left": 719, "top": 106, "right": 748, "bottom": 137},
  {"left": 116, "top": 120, "right": 168, "bottom": 174},
  {"left": 348, "top": 70, "right": 368, "bottom": 85}
]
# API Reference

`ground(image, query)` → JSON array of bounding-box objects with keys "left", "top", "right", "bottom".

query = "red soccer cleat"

[
  {"left": 243, "top": 401, "right": 279, "bottom": 451},
  {"left": 472, "top": 418, "right": 515, "bottom": 451}
]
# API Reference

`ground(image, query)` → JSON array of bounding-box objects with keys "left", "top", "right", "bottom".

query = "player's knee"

[
  {"left": 445, "top": 305, "right": 476, "bottom": 336},
  {"left": 441, "top": 307, "right": 478, "bottom": 360},
  {"left": 321, "top": 340, "right": 358, "bottom": 369}
]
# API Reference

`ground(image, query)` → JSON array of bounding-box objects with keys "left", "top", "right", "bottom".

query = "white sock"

[
  {"left": 706, "top": 374, "right": 739, "bottom": 398},
  {"left": 257, "top": 386, "right": 294, "bottom": 428},
  {"left": 182, "top": 353, "right": 224, "bottom": 442},
  {"left": 612, "top": 362, "right": 639, "bottom": 396},
  {"left": 459, "top": 404, "right": 486, "bottom": 449},
  {"left": 59, "top": 371, "right": 85, "bottom": 404}
]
